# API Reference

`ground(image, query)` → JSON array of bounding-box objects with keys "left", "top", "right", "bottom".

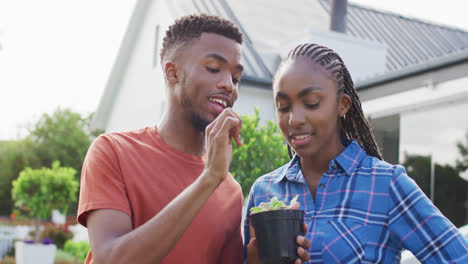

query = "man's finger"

[
  {"left": 217, "top": 116, "right": 241, "bottom": 146},
  {"left": 302, "top": 223, "right": 308, "bottom": 235},
  {"left": 232, "top": 133, "right": 242, "bottom": 146},
  {"left": 209, "top": 108, "right": 242, "bottom": 146},
  {"left": 205, "top": 108, "right": 231, "bottom": 138},
  {"left": 222, "top": 108, "right": 242, "bottom": 146}
]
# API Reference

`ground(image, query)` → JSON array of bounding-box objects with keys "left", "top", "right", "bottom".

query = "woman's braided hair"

[{"left": 276, "top": 43, "right": 383, "bottom": 160}]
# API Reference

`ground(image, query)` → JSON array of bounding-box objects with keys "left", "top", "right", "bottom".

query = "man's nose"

[{"left": 217, "top": 73, "right": 234, "bottom": 94}]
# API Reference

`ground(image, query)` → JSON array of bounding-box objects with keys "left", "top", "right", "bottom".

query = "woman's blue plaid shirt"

[{"left": 244, "top": 140, "right": 468, "bottom": 263}]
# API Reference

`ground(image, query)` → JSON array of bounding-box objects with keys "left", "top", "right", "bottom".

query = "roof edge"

[
  {"left": 91, "top": 0, "right": 152, "bottom": 130},
  {"left": 347, "top": 1, "right": 468, "bottom": 33},
  {"left": 242, "top": 75, "right": 272, "bottom": 87},
  {"left": 356, "top": 49, "right": 468, "bottom": 90}
]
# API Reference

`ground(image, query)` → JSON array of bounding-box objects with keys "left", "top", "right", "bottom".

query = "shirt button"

[{"left": 319, "top": 184, "right": 325, "bottom": 188}]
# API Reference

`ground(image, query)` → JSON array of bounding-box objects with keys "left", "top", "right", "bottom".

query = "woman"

[{"left": 244, "top": 43, "right": 468, "bottom": 263}]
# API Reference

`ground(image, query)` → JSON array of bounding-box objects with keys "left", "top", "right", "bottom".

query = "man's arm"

[{"left": 87, "top": 109, "right": 242, "bottom": 264}]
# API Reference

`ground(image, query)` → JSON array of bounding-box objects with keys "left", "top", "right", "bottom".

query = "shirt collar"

[
  {"left": 274, "top": 154, "right": 303, "bottom": 184},
  {"left": 273, "top": 139, "right": 366, "bottom": 183},
  {"left": 332, "top": 139, "right": 366, "bottom": 176}
]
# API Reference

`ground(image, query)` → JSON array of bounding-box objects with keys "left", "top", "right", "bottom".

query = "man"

[{"left": 78, "top": 14, "right": 309, "bottom": 264}]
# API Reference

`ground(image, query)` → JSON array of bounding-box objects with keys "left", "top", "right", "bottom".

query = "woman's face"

[{"left": 273, "top": 58, "right": 350, "bottom": 159}]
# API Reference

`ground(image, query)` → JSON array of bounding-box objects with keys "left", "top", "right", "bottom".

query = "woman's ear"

[
  {"left": 164, "top": 61, "right": 177, "bottom": 85},
  {"left": 339, "top": 93, "right": 352, "bottom": 118}
]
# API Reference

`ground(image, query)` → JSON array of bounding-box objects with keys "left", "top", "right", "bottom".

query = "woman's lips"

[{"left": 291, "top": 134, "right": 312, "bottom": 146}]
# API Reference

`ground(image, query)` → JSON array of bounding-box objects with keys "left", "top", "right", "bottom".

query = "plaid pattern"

[{"left": 244, "top": 140, "right": 468, "bottom": 263}]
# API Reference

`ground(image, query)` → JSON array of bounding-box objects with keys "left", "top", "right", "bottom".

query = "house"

[{"left": 92, "top": 0, "right": 468, "bottom": 167}]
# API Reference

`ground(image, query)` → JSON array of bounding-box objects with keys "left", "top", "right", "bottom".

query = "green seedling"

[{"left": 250, "top": 194, "right": 299, "bottom": 214}]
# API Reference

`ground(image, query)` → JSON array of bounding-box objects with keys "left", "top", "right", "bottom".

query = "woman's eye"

[
  {"left": 206, "top": 67, "right": 220, "bottom": 73},
  {"left": 305, "top": 102, "right": 320, "bottom": 108}
]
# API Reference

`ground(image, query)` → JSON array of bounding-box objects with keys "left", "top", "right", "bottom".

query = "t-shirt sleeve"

[
  {"left": 77, "top": 134, "right": 131, "bottom": 227},
  {"left": 388, "top": 165, "right": 468, "bottom": 263},
  {"left": 220, "top": 220, "right": 244, "bottom": 264}
]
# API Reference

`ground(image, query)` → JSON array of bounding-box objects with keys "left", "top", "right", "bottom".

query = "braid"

[
  {"left": 288, "top": 144, "right": 294, "bottom": 159},
  {"left": 278, "top": 43, "right": 383, "bottom": 160}
]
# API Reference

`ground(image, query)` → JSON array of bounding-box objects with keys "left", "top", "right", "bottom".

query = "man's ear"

[
  {"left": 164, "top": 61, "right": 177, "bottom": 84},
  {"left": 339, "top": 93, "right": 352, "bottom": 118}
]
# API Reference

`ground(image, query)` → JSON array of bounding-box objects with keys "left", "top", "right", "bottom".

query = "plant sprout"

[{"left": 250, "top": 195, "right": 299, "bottom": 214}]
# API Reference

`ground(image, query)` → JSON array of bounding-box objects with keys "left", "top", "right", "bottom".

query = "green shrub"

[
  {"left": 55, "top": 249, "right": 79, "bottom": 263},
  {"left": 231, "top": 108, "right": 289, "bottom": 195},
  {"left": 11, "top": 161, "right": 79, "bottom": 242},
  {"left": 64, "top": 240, "right": 90, "bottom": 263},
  {"left": 54, "top": 258, "right": 80, "bottom": 264}
]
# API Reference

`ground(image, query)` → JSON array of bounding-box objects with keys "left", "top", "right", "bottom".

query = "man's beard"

[{"left": 189, "top": 111, "right": 211, "bottom": 133}]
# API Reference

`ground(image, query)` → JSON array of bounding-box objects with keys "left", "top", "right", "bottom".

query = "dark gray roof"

[
  {"left": 320, "top": 0, "right": 468, "bottom": 73},
  {"left": 185, "top": 0, "right": 273, "bottom": 83}
]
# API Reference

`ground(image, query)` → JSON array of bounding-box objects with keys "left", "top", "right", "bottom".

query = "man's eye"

[
  {"left": 232, "top": 77, "right": 239, "bottom": 84},
  {"left": 206, "top": 67, "right": 219, "bottom": 73},
  {"left": 277, "top": 106, "right": 290, "bottom": 112}
]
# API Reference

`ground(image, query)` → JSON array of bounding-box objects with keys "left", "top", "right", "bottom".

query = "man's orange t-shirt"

[{"left": 77, "top": 127, "right": 244, "bottom": 264}]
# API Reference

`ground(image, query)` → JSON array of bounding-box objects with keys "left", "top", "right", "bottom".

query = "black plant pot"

[{"left": 250, "top": 209, "right": 304, "bottom": 264}]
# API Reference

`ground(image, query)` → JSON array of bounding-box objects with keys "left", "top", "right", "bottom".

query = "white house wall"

[
  {"left": 106, "top": 0, "right": 171, "bottom": 133},
  {"left": 234, "top": 85, "right": 276, "bottom": 124}
]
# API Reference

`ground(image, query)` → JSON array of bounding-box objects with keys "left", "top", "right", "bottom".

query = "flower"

[{"left": 42, "top": 238, "right": 53, "bottom": 245}]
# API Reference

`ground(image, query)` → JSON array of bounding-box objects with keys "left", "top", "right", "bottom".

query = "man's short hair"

[{"left": 160, "top": 14, "right": 243, "bottom": 63}]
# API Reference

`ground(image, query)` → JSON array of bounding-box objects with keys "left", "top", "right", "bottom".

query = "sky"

[
  {"left": 0, "top": 0, "right": 136, "bottom": 140},
  {"left": 1, "top": 0, "right": 468, "bottom": 141}
]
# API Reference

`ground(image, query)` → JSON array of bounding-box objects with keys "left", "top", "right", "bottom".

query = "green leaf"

[
  {"left": 289, "top": 194, "right": 299, "bottom": 208},
  {"left": 250, "top": 207, "right": 264, "bottom": 213}
]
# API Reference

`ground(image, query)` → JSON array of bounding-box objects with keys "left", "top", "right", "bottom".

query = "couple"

[{"left": 77, "top": 14, "right": 468, "bottom": 263}]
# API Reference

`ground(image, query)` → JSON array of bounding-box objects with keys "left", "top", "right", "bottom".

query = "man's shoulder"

[{"left": 94, "top": 127, "right": 155, "bottom": 146}]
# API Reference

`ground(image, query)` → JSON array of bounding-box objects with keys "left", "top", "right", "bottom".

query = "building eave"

[{"left": 356, "top": 49, "right": 468, "bottom": 91}]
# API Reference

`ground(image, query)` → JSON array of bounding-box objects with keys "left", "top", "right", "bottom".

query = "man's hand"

[{"left": 202, "top": 108, "right": 242, "bottom": 185}]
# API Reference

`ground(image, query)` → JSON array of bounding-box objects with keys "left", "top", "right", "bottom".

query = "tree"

[
  {"left": 456, "top": 131, "right": 468, "bottom": 173},
  {"left": 434, "top": 164, "right": 467, "bottom": 227},
  {"left": 27, "top": 108, "right": 103, "bottom": 175},
  {"left": 231, "top": 108, "right": 289, "bottom": 196},
  {"left": 402, "top": 153, "right": 431, "bottom": 196},
  {"left": 11, "top": 161, "right": 79, "bottom": 242},
  {"left": 0, "top": 108, "right": 102, "bottom": 215},
  {"left": 0, "top": 139, "right": 40, "bottom": 215},
  {"left": 402, "top": 153, "right": 467, "bottom": 227}
]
